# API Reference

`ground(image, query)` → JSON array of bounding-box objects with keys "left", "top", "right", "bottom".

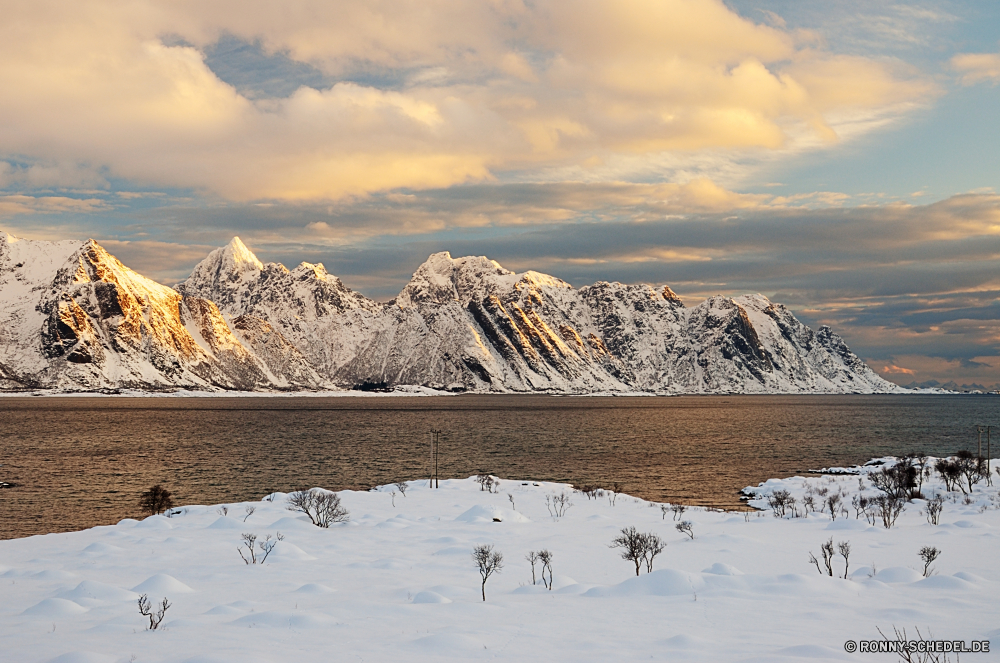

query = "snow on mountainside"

[
  {"left": 0, "top": 231, "right": 901, "bottom": 394},
  {"left": 178, "top": 240, "right": 899, "bottom": 394},
  {"left": 0, "top": 233, "right": 325, "bottom": 391}
]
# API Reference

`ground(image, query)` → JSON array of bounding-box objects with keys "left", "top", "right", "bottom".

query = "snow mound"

[
  {"left": 702, "top": 563, "right": 744, "bottom": 576},
  {"left": 22, "top": 598, "right": 88, "bottom": 617},
  {"left": 294, "top": 583, "right": 334, "bottom": 594},
  {"left": 59, "top": 580, "right": 137, "bottom": 602},
  {"left": 207, "top": 517, "right": 244, "bottom": 530},
  {"left": 131, "top": 574, "right": 195, "bottom": 594},
  {"left": 47, "top": 653, "right": 117, "bottom": 663},
  {"left": 133, "top": 515, "right": 173, "bottom": 530},
  {"left": 81, "top": 542, "right": 124, "bottom": 554},
  {"left": 412, "top": 591, "right": 452, "bottom": 604},
  {"left": 585, "top": 569, "right": 705, "bottom": 597},
  {"left": 454, "top": 505, "right": 530, "bottom": 523},
  {"left": 265, "top": 542, "right": 315, "bottom": 562},
  {"left": 230, "top": 610, "right": 338, "bottom": 629},
  {"left": 824, "top": 519, "right": 869, "bottom": 531},
  {"left": 914, "top": 575, "right": 976, "bottom": 590},
  {"left": 874, "top": 567, "right": 923, "bottom": 584},
  {"left": 262, "top": 516, "right": 317, "bottom": 531}
]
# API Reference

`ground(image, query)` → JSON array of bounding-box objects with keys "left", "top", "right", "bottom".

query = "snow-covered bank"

[{"left": 2, "top": 461, "right": 998, "bottom": 662}]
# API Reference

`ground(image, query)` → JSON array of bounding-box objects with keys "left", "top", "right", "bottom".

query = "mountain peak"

[{"left": 223, "top": 237, "right": 264, "bottom": 272}]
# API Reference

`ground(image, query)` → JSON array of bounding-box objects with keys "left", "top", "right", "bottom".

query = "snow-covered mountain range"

[{"left": 0, "top": 232, "right": 901, "bottom": 394}]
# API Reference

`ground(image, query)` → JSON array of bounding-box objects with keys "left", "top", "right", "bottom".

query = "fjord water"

[{"left": 0, "top": 394, "right": 994, "bottom": 539}]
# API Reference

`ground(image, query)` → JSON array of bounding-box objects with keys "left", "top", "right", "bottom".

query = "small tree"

[
  {"left": 641, "top": 533, "right": 665, "bottom": 573},
  {"left": 611, "top": 526, "right": 645, "bottom": 576},
  {"left": 472, "top": 544, "right": 503, "bottom": 601},
  {"left": 838, "top": 540, "right": 851, "bottom": 579},
  {"left": 919, "top": 546, "right": 940, "bottom": 577},
  {"left": 538, "top": 550, "right": 554, "bottom": 590},
  {"left": 675, "top": 521, "right": 694, "bottom": 540},
  {"left": 545, "top": 493, "right": 572, "bottom": 518},
  {"left": 766, "top": 490, "right": 793, "bottom": 518},
  {"left": 139, "top": 485, "right": 174, "bottom": 516},
  {"left": 872, "top": 494, "right": 905, "bottom": 528},
  {"left": 953, "top": 451, "right": 987, "bottom": 494},
  {"left": 287, "top": 489, "right": 350, "bottom": 527},
  {"left": 923, "top": 495, "right": 944, "bottom": 525},
  {"left": 525, "top": 551, "right": 540, "bottom": 585},
  {"left": 671, "top": 504, "right": 687, "bottom": 521},
  {"left": 475, "top": 474, "right": 495, "bottom": 492},
  {"left": 137, "top": 594, "right": 170, "bottom": 630}
]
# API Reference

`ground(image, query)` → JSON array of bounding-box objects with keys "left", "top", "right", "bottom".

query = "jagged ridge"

[{"left": 0, "top": 232, "right": 901, "bottom": 394}]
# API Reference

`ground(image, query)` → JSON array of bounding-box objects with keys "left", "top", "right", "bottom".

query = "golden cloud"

[
  {"left": 951, "top": 52, "right": 1000, "bottom": 85},
  {"left": 0, "top": 0, "right": 936, "bottom": 202}
]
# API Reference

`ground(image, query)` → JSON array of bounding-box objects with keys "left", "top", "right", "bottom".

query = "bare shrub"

[
  {"left": 872, "top": 494, "right": 905, "bottom": 529},
  {"left": 675, "top": 521, "right": 694, "bottom": 540},
  {"left": 838, "top": 541, "right": 851, "bottom": 578},
  {"left": 577, "top": 485, "right": 603, "bottom": 500},
  {"left": 216, "top": 506, "right": 229, "bottom": 517},
  {"left": 394, "top": 481, "right": 407, "bottom": 497},
  {"left": 825, "top": 493, "right": 843, "bottom": 521},
  {"left": 538, "top": 550, "right": 554, "bottom": 589},
  {"left": 545, "top": 492, "right": 572, "bottom": 518},
  {"left": 766, "top": 490, "right": 793, "bottom": 518},
  {"left": 953, "top": 451, "right": 987, "bottom": 494},
  {"left": 671, "top": 504, "right": 687, "bottom": 521},
  {"left": 610, "top": 526, "right": 665, "bottom": 575},
  {"left": 237, "top": 532, "right": 284, "bottom": 564},
  {"left": 935, "top": 458, "right": 962, "bottom": 492},
  {"left": 243, "top": 506, "right": 255, "bottom": 522},
  {"left": 870, "top": 459, "right": 917, "bottom": 500},
  {"left": 919, "top": 546, "right": 940, "bottom": 577},
  {"left": 137, "top": 594, "right": 170, "bottom": 630},
  {"left": 472, "top": 544, "right": 503, "bottom": 601},
  {"left": 139, "top": 485, "right": 174, "bottom": 516},
  {"left": 525, "top": 551, "right": 539, "bottom": 585},
  {"left": 475, "top": 474, "right": 496, "bottom": 493},
  {"left": 876, "top": 625, "right": 958, "bottom": 662},
  {"left": 923, "top": 495, "right": 944, "bottom": 525},
  {"left": 608, "top": 482, "right": 622, "bottom": 506},
  {"left": 286, "top": 488, "right": 350, "bottom": 527},
  {"left": 508, "top": 493, "right": 516, "bottom": 510}
]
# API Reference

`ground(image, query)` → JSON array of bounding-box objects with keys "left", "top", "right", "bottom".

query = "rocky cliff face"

[{"left": 0, "top": 232, "right": 901, "bottom": 394}]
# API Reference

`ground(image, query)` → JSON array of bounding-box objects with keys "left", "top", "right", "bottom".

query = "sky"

[{"left": 0, "top": 0, "right": 998, "bottom": 388}]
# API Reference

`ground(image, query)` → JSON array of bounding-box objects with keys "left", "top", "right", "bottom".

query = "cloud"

[
  {"left": 880, "top": 364, "right": 915, "bottom": 375},
  {"left": 0, "top": 195, "right": 110, "bottom": 216},
  {"left": 0, "top": 0, "right": 935, "bottom": 202},
  {"left": 951, "top": 52, "right": 1000, "bottom": 85}
]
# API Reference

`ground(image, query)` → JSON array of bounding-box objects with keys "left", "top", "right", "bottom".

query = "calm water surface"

[{"left": 1, "top": 394, "right": 996, "bottom": 539}]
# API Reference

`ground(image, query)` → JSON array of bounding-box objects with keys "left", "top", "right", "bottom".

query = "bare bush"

[
  {"left": 475, "top": 474, "right": 496, "bottom": 493},
  {"left": 237, "top": 532, "right": 284, "bottom": 565},
  {"left": 286, "top": 489, "right": 350, "bottom": 527},
  {"left": 766, "top": 490, "right": 793, "bottom": 518},
  {"left": 876, "top": 625, "right": 958, "bottom": 662},
  {"left": 545, "top": 492, "right": 572, "bottom": 518},
  {"left": 577, "top": 485, "right": 603, "bottom": 500},
  {"left": 919, "top": 546, "right": 940, "bottom": 577},
  {"left": 508, "top": 493, "right": 515, "bottom": 510},
  {"left": 870, "top": 459, "right": 917, "bottom": 500},
  {"left": 838, "top": 541, "right": 851, "bottom": 578},
  {"left": 872, "top": 494, "right": 906, "bottom": 529},
  {"left": 923, "top": 495, "right": 944, "bottom": 525},
  {"left": 216, "top": 506, "right": 229, "bottom": 517},
  {"left": 472, "top": 544, "right": 503, "bottom": 601},
  {"left": 610, "top": 526, "right": 665, "bottom": 575},
  {"left": 608, "top": 482, "right": 622, "bottom": 507},
  {"left": 243, "top": 506, "right": 255, "bottom": 522},
  {"left": 825, "top": 493, "right": 843, "bottom": 521},
  {"left": 137, "top": 594, "right": 170, "bottom": 630},
  {"left": 935, "top": 458, "right": 962, "bottom": 492},
  {"left": 394, "top": 481, "right": 407, "bottom": 497},
  {"left": 953, "top": 451, "right": 987, "bottom": 494},
  {"left": 139, "top": 485, "right": 174, "bottom": 516},
  {"left": 671, "top": 504, "right": 688, "bottom": 521},
  {"left": 675, "top": 521, "right": 694, "bottom": 540},
  {"left": 538, "top": 550, "right": 554, "bottom": 589},
  {"left": 525, "top": 551, "right": 539, "bottom": 585}
]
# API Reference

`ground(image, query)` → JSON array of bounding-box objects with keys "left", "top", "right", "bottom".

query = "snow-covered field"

[{"left": 2, "top": 460, "right": 998, "bottom": 663}]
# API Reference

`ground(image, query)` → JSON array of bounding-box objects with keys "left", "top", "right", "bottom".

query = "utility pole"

[{"left": 430, "top": 429, "right": 441, "bottom": 488}]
